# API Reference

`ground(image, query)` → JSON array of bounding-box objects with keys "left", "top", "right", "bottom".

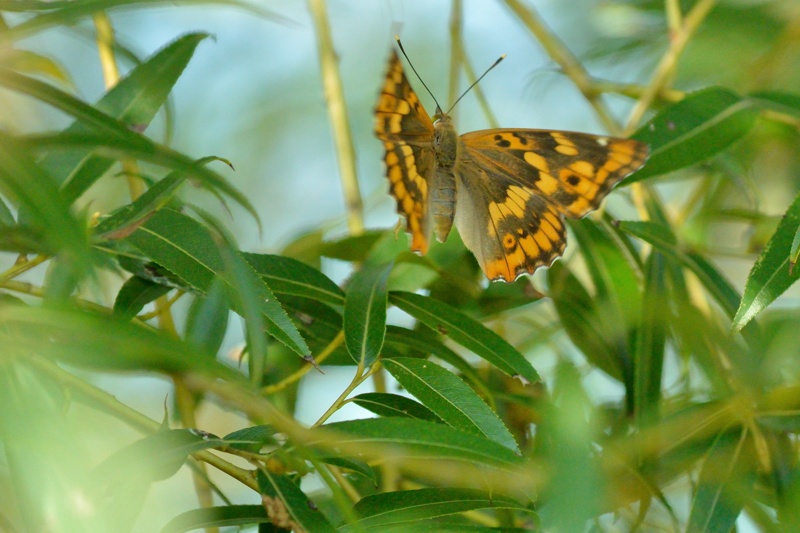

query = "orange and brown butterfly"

[{"left": 374, "top": 45, "right": 649, "bottom": 282}]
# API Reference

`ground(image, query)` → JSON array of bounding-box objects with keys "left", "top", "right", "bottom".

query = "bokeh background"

[{"left": 2, "top": 0, "right": 800, "bottom": 530}]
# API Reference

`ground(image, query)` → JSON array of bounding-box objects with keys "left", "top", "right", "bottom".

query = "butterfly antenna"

[
  {"left": 395, "top": 36, "right": 443, "bottom": 112},
  {"left": 447, "top": 54, "right": 506, "bottom": 114}
]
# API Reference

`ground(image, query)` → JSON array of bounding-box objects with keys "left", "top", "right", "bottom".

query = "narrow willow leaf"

[
  {"left": 633, "top": 252, "right": 667, "bottom": 428},
  {"left": 630, "top": 87, "right": 758, "bottom": 181},
  {"left": 123, "top": 209, "right": 309, "bottom": 357},
  {"left": 24, "top": 131, "right": 260, "bottom": 224},
  {"left": 92, "top": 430, "right": 224, "bottom": 488},
  {"left": 160, "top": 505, "right": 268, "bottom": 533},
  {"left": 687, "top": 428, "right": 753, "bottom": 533},
  {"left": 389, "top": 291, "right": 539, "bottom": 385},
  {"left": 94, "top": 171, "right": 186, "bottom": 239},
  {"left": 792, "top": 226, "right": 800, "bottom": 273},
  {"left": 750, "top": 90, "right": 800, "bottom": 117},
  {"left": 548, "top": 262, "right": 623, "bottom": 381},
  {"left": 242, "top": 252, "right": 344, "bottom": 306},
  {"left": 733, "top": 192, "right": 800, "bottom": 330},
  {"left": 344, "top": 263, "right": 392, "bottom": 367},
  {"left": 0, "top": 305, "right": 244, "bottom": 380},
  {"left": 316, "top": 455, "right": 377, "bottom": 484},
  {"left": 0, "top": 132, "right": 89, "bottom": 262},
  {"left": 618, "top": 221, "right": 741, "bottom": 318},
  {"left": 184, "top": 279, "right": 229, "bottom": 357},
  {"left": 218, "top": 241, "right": 270, "bottom": 384},
  {"left": 37, "top": 33, "right": 208, "bottom": 198},
  {"left": 383, "top": 358, "right": 519, "bottom": 453},
  {"left": 343, "top": 488, "right": 534, "bottom": 532},
  {"left": 384, "top": 326, "right": 490, "bottom": 399},
  {"left": 256, "top": 470, "right": 337, "bottom": 533},
  {"left": 222, "top": 425, "right": 277, "bottom": 453},
  {"left": 112, "top": 275, "right": 171, "bottom": 320},
  {"left": 321, "top": 231, "right": 386, "bottom": 261},
  {"left": 317, "top": 418, "right": 523, "bottom": 469},
  {"left": 351, "top": 392, "right": 442, "bottom": 422}
]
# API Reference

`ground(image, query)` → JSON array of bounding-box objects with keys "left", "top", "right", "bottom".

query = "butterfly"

[{"left": 374, "top": 48, "right": 649, "bottom": 282}]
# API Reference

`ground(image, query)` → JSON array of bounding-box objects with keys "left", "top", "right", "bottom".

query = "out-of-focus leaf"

[
  {"left": 344, "top": 263, "right": 392, "bottom": 366},
  {"left": 687, "top": 428, "right": 753, "bottom": 533},
  {"left": 351, "top": 392, "right": 442, "bottom": 421},
  {"left": 160, "top": 505, "right": 268, "bottom": 533},
  {"left": 389, "top": 291, "right": 539, "bottom": 385},
  {"left": 618, "top": 221, "right": 741, "bottom": 318},
  {"left": 750, "top": 90, "right": 800, "bottom": 117},
  {"left": 0, "top": 132, "right": 90, "bottom": 277},
  {"left": 92, "top": 429, "right": 223, "bottom": 487},
  {"left": 383, "top": 358, "right": 519, "bottom": 453},
  {"left": 256, "top": 470, "right": 337, "bottom": 532},
  {"left": 548, "top": 262, "right": 622, "bottom": 381},
  {"left": 0, "top": 305, "right": 244, "bottom": 380},
  {"left": 633, "top": 252, "right": 667, "bottom": 428},
  {"left": 733, "top": 192, "right": 800, "bottom": 331},
  {"left": 629, "top": 87, "right": 758, "bottom": 181},
  {"left": 343, "top": 488, "right": 534, "bottom": 532},
  {"left": 24, "top": 131, "right": 259, "bottom": 223},
  {"left": 242, "top": 252, "right": 344, "bottom": 306}
]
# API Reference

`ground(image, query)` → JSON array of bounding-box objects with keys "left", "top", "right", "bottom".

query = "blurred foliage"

[{"left": 2, "top": 0, "right": 800, "bottom": 532}]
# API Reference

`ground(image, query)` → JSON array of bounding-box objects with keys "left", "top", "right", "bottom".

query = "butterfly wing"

[
  {"left": 374, "top": 51, "right": 436, "bottom": 254},
  {"left": 454, "top": 129, "right": 648, "bottom": 282}
]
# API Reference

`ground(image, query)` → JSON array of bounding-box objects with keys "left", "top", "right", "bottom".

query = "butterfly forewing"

[{"left": 375, "top": 51, "right": 436, "bottom": 254}]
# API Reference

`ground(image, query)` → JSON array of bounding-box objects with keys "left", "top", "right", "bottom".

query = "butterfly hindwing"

[
  {"left": 454, "top": 130, "right": 648, "bottom": 282},
  {"left": 454, "top": 157, "right": 568, "bottom": 282},
  {"left": 375, "top": 51, "right": 436, "bottom": 253}
]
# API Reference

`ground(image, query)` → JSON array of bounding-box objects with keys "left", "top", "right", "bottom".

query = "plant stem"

[{"left": 308, "top": 0, "right": 364, "bottom": 236}]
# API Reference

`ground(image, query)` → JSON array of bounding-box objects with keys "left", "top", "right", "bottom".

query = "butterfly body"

[{"left": 375, "top": 50, "right": 649, "bottom": 282}]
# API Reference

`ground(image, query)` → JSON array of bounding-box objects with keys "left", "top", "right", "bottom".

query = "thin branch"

[{"left": 308, "top": 0, "right": 364, "bottom": 236}]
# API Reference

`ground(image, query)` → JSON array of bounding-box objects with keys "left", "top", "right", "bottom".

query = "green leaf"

[
  {"left": 42, "top": 33, "right": 208, "bottom": 200},
  {"left": 344, "top": 263, "right": 392, "bottom": 366},
  {"left": 633, "top": 252, "right": 667, "bottom": 428},
  {"left": 257, "top": 470, "right": 337, "bottom": 533},
  {"left": 184, "top": 280, "right": 229, "bottom": 356},
  {"left": 318, "top": 418, "right": 523, "bottom": 469},
  {"left": 24, "top": 131, "right": 260, "bottom": 224},
  {"left": 351, "top": 392, "right": 442, "bottom": 422},
  {"left": 93, "top": 171, "right": 186, "bottom": 239},
  {"left": 687, "top": 428, "right": 753, "bottom": 533},
  {"left": 242, "top": 252, "right": 344, "bottom": 306},
  {"left": 733, "top": 192, "right": 800, "bottom": 330},
  {"left": 389, "top": 291, "right": 539, "bottom": 385},
  {"left": 629, "top": 87, "right": 758, "bottom": 181},
  {"left": 547, "top": 262, "right": 622, "bottom": 381},
  {"left": 160, "top": 505, "right": 268, "bottom": 533},
  {"left": 618, "top": 220, "right": 742, "bottom": 318},
  {"left": 112, "top": 275, "right": 171, "bottom": 320},
  {"left": 92, "top": 429, "right": 223, "bottom": 487},
  {"left": 383, "top": 358, "right": 519, "bottom": 453},
  {"left": 0, "top": 131, "right": 90, "bottom": 278},
  {"left": 222, "top": 425, "right": 277, "bottom": 453},
  {"left": 750, "top": 90, "right": 800, "bottom": 117},
  {"left": 316, "top": 455, "right": 377, "bottom": 484},
  {"left": 122, "top": 209, "right": 309, "bottom": 357},
  {"left": 343, "top": 488, "right": 534, "bottom": 532}
]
